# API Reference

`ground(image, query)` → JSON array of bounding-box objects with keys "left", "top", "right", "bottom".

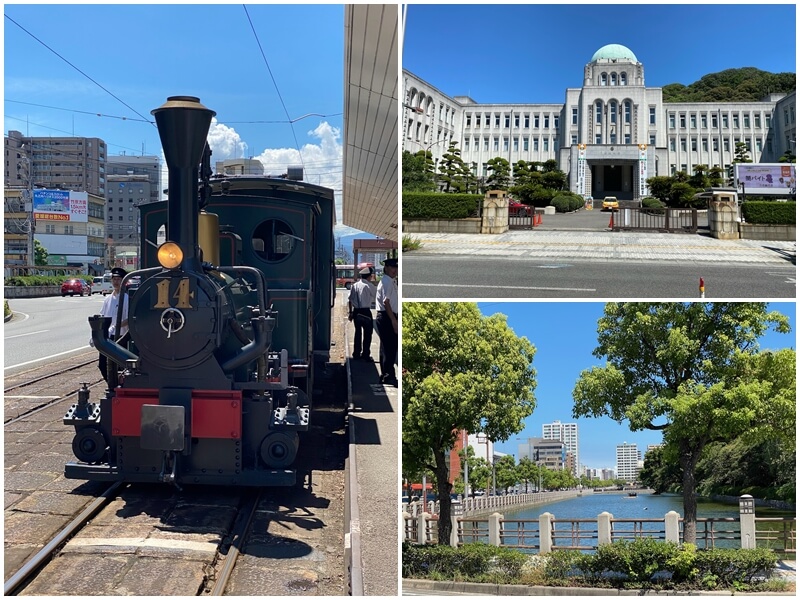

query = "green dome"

[{"left": 591, "top": 44, "right": 637, "bottom": 63}]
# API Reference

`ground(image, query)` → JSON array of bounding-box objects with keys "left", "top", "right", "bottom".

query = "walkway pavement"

[
  {"left": 345, "top": 313, "right": 398, "bottom": 595},
  {"left": 409, "top": 229, "right": 796, "bottom": 265}
]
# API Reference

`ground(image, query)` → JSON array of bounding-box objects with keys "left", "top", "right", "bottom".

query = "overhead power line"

[
  {"left": 242, "top": 4, "right": 304, "bottom": 168},
  {"left": 4, "top": 14, "right": 155, "bottom": 127}
]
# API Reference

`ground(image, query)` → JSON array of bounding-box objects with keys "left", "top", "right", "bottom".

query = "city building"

[
  {"left": 542, "top": 420, "right": 579, "bottom": 476},
  {"left": 403, "top": 44, "right": 796, "bottom": 200},
  {"left": 215, "top": 158, "right": 265, "bottom": 176},
  {"left": 4, "top": 131, "right": 107, "bottom": 269},
  {"left": 448, "top": 430, "right": 495, "bottom": 494},
  {"left": 519, "top": 437, "right": 567, "bottom": 471},
  {"left": 616, "top": 442, "right": 642, "bottom": 482}
]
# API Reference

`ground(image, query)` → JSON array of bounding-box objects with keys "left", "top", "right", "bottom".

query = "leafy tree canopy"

[{"left": 662, "top": 68, "right": 795, "bottom": 103}]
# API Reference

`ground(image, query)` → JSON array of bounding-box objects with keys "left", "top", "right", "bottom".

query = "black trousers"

[
  {"left": 352, "top": 308, "right": 373, "bottom": 358},
  {"left": 376, "top": 311, "right": 398, "bottom": 380}
]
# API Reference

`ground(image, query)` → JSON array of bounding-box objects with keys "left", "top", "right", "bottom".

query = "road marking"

[
  {"left": 5, "top": 345, "right": 91, "bottom": 371},
  {"left": 403, "top": 282, "right": 596, "bottom": 292},
  {"left": 4, "top": 395, "right": 60, "bottom": 399},
  {"left": 5, "top": 329, "right": 50, "bottom": 340}
]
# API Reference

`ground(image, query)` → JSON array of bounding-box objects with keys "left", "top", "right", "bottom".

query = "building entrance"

[{"left": 591, "top": 163, "right": 635, "bottom": 200}]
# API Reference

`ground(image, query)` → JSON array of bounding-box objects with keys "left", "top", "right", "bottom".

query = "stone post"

[
  {"left": 739, "top": 494, "right": 757, "bottom": 549},
  {"left": 481, "top": 190, "right": 509, "bottom": 234},
  {"left": 417, "top": 512, "right": 429, "bottom": 545},
  {"left": 488, "top": 512, "right": 503, "bottom": 546},
  {"left": 597, "top": 512, "right": 613, "bottom": 545},
  {"left": 539, "top": 512, "right": 554, "bottom": 554},
  {"left": 665, "top": 511, "right": 681, "bottom": 544}
]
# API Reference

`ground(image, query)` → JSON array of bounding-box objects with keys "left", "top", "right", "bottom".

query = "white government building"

[{"left": 403, "top": 43, "right": 796, "bottom": 201}]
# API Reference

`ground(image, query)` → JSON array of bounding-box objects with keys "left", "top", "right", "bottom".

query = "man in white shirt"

[
  {"left": 97, "top": 267, "right": 129, "bottom": 383},
  {"left": 348, "top": 266, "right": 376, "bottom": 360},
  {"left": 375, "top": 258, "right": 398, "bottom": 386}
]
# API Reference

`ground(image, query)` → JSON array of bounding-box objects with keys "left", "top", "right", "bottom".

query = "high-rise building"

[
  {"left": 519, "top": 437, "right": 567, "bottom": 471},
  {"left": 616, "top": 442, "right": 642, "bottom": 482},
  {"left": 542, "top": 420, "right": 579, "bottom": 476}
]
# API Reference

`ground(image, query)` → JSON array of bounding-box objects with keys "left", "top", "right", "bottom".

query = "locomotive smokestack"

[{"left": 151, "top": 96, "right": 216, "bottom": 271}]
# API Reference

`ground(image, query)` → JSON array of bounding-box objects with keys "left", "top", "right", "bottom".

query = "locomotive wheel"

[
  {"left": 259, "top": 432, "right": 300, "bottom": 468},
  {"left": 72, "top": 427, "right": 108, "bottom": 463}
]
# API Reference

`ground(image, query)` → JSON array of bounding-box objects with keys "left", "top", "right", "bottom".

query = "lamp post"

[{"left": 18, "top": 146, "right": 35, "bottom": 267}]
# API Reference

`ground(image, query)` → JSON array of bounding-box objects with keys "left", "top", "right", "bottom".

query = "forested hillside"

[{"left": 662, "top": 67, "right": 795, "bottom": 103}]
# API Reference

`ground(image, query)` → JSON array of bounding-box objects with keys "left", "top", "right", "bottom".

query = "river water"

[{"left": 503, "top": 491, "right": 789, "bottom": 521}]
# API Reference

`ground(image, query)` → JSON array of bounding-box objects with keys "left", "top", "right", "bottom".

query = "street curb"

[
  {"left": 344, "top": 319, "right": 364, "bottom": 596},
  {"left": 403, "top": 578, "right": 795, "bottom": 596}
]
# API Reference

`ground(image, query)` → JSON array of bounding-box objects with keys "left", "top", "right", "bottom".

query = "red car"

[
  {"left": 508, "top": 198, "right": 532, "bottom": 217},
  {"left": 61, "top": 278, "right": 90, "bottom": 297}
]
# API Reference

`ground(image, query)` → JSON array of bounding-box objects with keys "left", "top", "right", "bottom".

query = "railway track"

[{"left": 4, "top": 357, "right": 348, "bottom": 596}]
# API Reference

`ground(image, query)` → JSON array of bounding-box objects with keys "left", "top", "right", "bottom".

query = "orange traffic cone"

[{"left": 608, "top": 213, "right": 614, "bottom": 228}]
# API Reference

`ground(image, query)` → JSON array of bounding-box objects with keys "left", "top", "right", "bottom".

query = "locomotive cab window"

[{"left": 252, "top": 219, "right": 300, "bottom": 262}]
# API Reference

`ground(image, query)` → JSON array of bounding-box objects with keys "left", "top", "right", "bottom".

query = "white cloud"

[{"left": 159, "top": 119, "right": 344, "bottom": 223}]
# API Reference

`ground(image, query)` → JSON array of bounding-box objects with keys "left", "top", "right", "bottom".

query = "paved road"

[{"left": 402, "top": 212, "right": 796, "bottom": 298}]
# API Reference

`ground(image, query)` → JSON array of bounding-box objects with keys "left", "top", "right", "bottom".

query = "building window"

[
  {"left": 649, "top": 134, "right": 656, "bottom": 145},
  {"left": 756, "top": 138, "right": 762, "bottom": 152},
  {"left": 701, "top": 115, "right": 707, "bottom": 128},
  {"left": 713, "top": 138, "right": 719, "bottom": 151},
  {"left": 595, "top": 134, "right": 602, "bottom": 144},
  {"left": 524, "top": 115, "right": 530, "bottom": 128},
  {"left": 505, "top": 115, "right": 510, "bottom": 128},
  {"left": 554, "top": 116, "right": 559, "bottom": 130},
  {"left": 755, "top": 114, "right": 761, "bottom": 128},
  {"left": 482, "top": 163, "right": 488, "bottom": 176},
  {"left": 464, "top": 138, "right": 469, "bottom": 150},
  {"left": 712, "top": 114, "right": 718, "bottom": 128},
  {"left": 691, "top": 138, "right": 697, "bottom": 151},
  {"left": 650, "top": 107, "right": 656, "bottom": 125},
  {"left": 669, "top": 113, "right": 676, "bottom": 128},
  {"left": 601, "top": 73, "right": 607, "bottom": 86},
  {"left": 596, "top": 102, "right": 603, "bottom": 124},
  {"left": 513, "top": 137, "right": 519, "bottom": 151},
  {"left": 745, "top": 139, "right": 752, "bottom": 151},
  {"left": 493, "top": 137, "right": 499, "bottom": 151},
  {"left": 765, "top": 114, "right": 771, "bottom": 128},
  {"left": 543, "top": 139, "right": 549, "bottom": 151},
  {"left": 571, "top": 135, "right": 578, "bottom": 145},
  {"left": 503, "top": 137, "right": 509, "bottom": 151},
  {"left": 610, "top": 102, "right": 617, "bottom": 124},
  {"left": 572, "top": 108, "right": 578, "bottom": 125},
  {"left": 722, "top": 114, "right": 729, "bottom": 128},
  {"left": 680, "top": 138, "right": 687, "bottom": 152},
  {"left": 534, "top": 115, "right": 540, "bottom": 128},
  {"left": 620, "top": 72, "right": 627, "bottom": 85},
  {"left": 610, "top": 72, "right": 617, "bottom": 86},
  {"left": 514, "top": 115, "right": 519, "bottom": 128},
  {"left": 784, "top": 109, "right": 790, "bottom": 125},
  {"left": 744, "top": 114, "right": 750, "bottom": 128},
  {"left": 495, "top": 114, "right": 500, "bottom": 128},
  {"left": 624, "top": 134, "right": 631, "bottom": 144},
  {"left": 544, "top": 115, "right": 550, "bottom": 128},
  {"left": 724, "top": 138, "right": 730, "bottom": 151},
  {"left": 466, "top": 115, "right": 471, "bottom": 128},
  {"left": 523, "top": 138, "right": 529, "bottom": 151},
  {"left": 483, "top": 137, "right": 489, "bottom": 151},
  {"left": 733, "top": 114, "right": 739, "bottom": 128},
  {"left": 681, "top": 164, "right": 687, "bottom": 173},
  {"left": 624, "top": 101, "right": 631, "bottom": 124},
  {"left": 680, "top": 114, "right": 686, "bottom": 128},
  {"left": 670, "top": 164, "right": 677, "bottom": 175},
  {"left": 690, "top": 115, "right": 697, "bottom": 129},
  {"left": 702, "top": 138, "right": 708, "bottom": 152},
  {"left": 534, "top": 139, "right": 539, "bottom": 151}
]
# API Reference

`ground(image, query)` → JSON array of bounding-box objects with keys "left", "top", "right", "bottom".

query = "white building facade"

[
  {"left": 616, "top": 442, "right": 642, "bottom": 482},
  {"left": 403, "top": 44, "right": 795, "bottom": 200}
]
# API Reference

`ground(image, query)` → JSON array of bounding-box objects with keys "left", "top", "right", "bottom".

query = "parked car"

[
  {"left": 125, "top": 275, "right": 141, "bottom": 291},
  {"left": 61, "top": 278, "right": 90, "bottom": 297},
  {"left": 92, "top": 276, "right": 113, "bottom": 295},
  {"left": 602, "top": 196, "right": 619, "bottom": 211},
  {"left": 508, "top": 198, "right": 532, "bottom": 217}
]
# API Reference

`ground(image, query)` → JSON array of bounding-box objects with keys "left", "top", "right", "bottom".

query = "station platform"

[{"left": 344, "top": 310, "right": 399, "bottom": 595}]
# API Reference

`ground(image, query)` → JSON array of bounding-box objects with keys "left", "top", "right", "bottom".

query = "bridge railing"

[{"left": 403, "top": 497, "right": 796, "bottom": 555}]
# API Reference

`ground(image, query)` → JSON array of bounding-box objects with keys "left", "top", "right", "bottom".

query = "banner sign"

[
  {"left": 735, "top": 164, "right": 796, "bottom": 195},
  {"left": 33, "top": 189, "right": 88, "bottom": 222},
  {"left": 577, "top": 144, "right": 587, "bottom": 198},
  {"left": 638, "top": 144, "right": 648, "bottom": 198}
]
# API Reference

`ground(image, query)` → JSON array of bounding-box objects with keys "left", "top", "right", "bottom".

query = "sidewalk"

[
  {"left": 408, "top": 229, "right": 796, "bottom": 265},
  {"left": 345, "top": 315, "right": 398, "bottom": 595}
]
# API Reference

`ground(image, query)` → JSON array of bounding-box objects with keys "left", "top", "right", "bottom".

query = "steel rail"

[
  {"left": 208, "top": 489, "right": 263, "bottom": 596},
  {"left": 4, "top": 357, "right": 98, "bottom": 394},
  {"left": 3, "top": 481, "right": 125, "bottom": 596}
]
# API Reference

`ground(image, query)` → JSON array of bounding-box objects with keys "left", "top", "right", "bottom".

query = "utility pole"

[{"left": 19, "top": 145, "right": 35, "bottom": 267}]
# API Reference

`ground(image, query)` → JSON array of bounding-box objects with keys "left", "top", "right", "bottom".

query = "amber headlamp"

[{"left": 157, "top": 242, "right": 183, "bottom": 269}]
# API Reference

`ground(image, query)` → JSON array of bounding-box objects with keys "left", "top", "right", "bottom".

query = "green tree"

[
  {"left": 728, "top": 141, "right": 752, "bottom": 184},
  {"left": 708, "top": 166, "right": 725, "bottom": 187},
  {"left": 402, "top": 150, "right": 435, "bottom": 192},
  {"left": 34, "top": 239, "right": 48, "bottom": 266},
  {"left": 645, "top": 176, "right": 673, "bottom": 204},
  {"left": 572, "top": 303, "right": 793, "bottom": 543},
  {"left": 438, "top": 143, "right": 468, "bottom": 193},
  {"left": 689, "top": 164, "right": 709, "bottom": 190},
  {"left": 493, "top": 454, "right": 518, "bottom": 494},
  {"left": 638, "top": 445, "right": 682, "bottom": 494},
  {"left": 485, "top": 157, "right": 511, "bottom": 190},
  {"left": 403, "top": 303, "right": 537, "bottom": 543}
]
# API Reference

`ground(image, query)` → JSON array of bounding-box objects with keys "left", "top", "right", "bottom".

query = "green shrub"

[
  {"left": 741, "top": 201, "right": 796, "bottom": 225},
  {"left": 666, "top": 543, "right": 699, "bottom": 583},
  {"left": 402, "top": 542, "right": 528, "bottom": 583},
  {"left": 591, "top": 538, "right": 678, "bottom": 583},
  {"left": 543, "top": 549, "right": 583, "bottom": 580},
  {"left": 402, "top": 234, "right": 422, "bottom": 252},
  {"left": 402, "top": 192, "right": 482, "bottom": 219},
  {"left": 550, "top": 194, "right": 583, "bottom": 213},
  {"left": 641, "top": 197, "right": 666, "bottom": 214},
  {"left": 694, "top": 547, "right": 777, "bottom": 586},
  {"left": 4, "top": 275, "right": 92, "bottom": 287}
]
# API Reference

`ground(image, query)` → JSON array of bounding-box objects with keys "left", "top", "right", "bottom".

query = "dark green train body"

[{"left": 64, "top": 97, "right": 335, "bottom": 487}]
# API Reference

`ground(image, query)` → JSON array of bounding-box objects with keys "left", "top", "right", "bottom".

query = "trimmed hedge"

[
  {"left": 550, "top": 194, "right": 584, "bottom": 213},
  {"left": 403, "top": 542, "right": 527, "bottom": 583},
  {"left": 4, "top": 275, "right": 92, "bottom": 287},
  {"left": 403, "top": 192, "right": 482, "bottom": 219},
  {"left": 741, "top": 201, "right": 796, "bottom": 225}
]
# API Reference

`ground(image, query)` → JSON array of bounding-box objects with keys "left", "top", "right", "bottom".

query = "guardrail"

[
  {"left": 403, "top": 505, "right": 796, "bottom": 555},
  {"left": 612, "top": 207, "right": 698, "bottom": 233}
]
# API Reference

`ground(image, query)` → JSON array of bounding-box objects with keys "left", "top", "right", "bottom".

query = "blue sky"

[
  {"left": 477, "top": 302, "right": 796, "bottom": 470},
  {"left": 403, "top": 3, "right": 796, "bottom": 104},
  {"left": 4, "top": 3, "right": 351, "bottom": 224}
]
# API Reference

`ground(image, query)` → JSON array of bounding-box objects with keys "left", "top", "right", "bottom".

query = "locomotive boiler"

[{"left": 64, "top": 96, "right": 335, "bottom": 486}]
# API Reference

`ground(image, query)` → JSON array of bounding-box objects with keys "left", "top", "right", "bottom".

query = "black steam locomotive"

[{"left": 64, "top": 96, "right": 334, "bottom": 487}]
